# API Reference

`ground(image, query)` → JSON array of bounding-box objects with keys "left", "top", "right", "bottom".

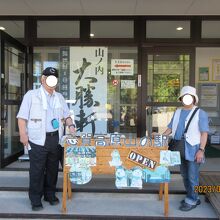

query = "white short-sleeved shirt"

[{"left": 17, "top": 87, "right": 70, "bottom": 132}]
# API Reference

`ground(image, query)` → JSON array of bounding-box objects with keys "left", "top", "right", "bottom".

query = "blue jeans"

[{"left": 180, "top": 158, "right": 200, "bottom": 205}]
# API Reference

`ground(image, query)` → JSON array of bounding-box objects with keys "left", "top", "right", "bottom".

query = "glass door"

[
  {"left": 0, "top": 31, "right": 27, "bottom": 167},
  {"left": 142, "top": 48, "right": 194, "bottom": 137}
]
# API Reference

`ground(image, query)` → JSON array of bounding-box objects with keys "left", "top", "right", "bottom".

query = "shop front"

[
  {"left": 0, "top": 17, "right": 220, "bottom": 168},
  {"left": 32, "top": 46, "right": 195, "bottom": 138}
]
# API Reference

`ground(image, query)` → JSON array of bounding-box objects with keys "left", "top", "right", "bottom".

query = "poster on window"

[
  {"left": 121, "top": 80, "right": 135, "bottom": 89},
  {"left": 111, "top": 59, "right": 134, "bottom": 76},
  {"left": 69, "top": 47, "right": 108, "bottom": 135},
  {"left": 9, "top": 66, "right": 21, "bottom": 87},
  {"left": 199, "top": 67, "right": 209, "bottom": 81},
  {"left": 200, "top": 83, "right": 218, "bottom": 107}
]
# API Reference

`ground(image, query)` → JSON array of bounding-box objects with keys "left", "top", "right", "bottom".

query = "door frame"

[
  {"left": 139, "top": 46, "right": 195, "bottom": 137},
  {"left": 0, "top": 30, "right": 28, "bottom": 168}
]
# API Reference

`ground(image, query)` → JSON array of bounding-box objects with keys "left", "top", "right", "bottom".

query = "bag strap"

[{"left": 184, "top": 107, "right": 199, "bottom": 134}]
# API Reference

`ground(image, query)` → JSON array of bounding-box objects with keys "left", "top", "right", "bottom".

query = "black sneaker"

[
  {"left": 32, "top": 204, "right": 43, "bottom": 211},
  {"left": 44, "top": 196, "right": 59, "bottom": 205},
  {"left": 179, "top": 202, "right": 197, "bottom": 211},
  {"left": 180, "top": 199, "right": 201, "bottom": 205}
]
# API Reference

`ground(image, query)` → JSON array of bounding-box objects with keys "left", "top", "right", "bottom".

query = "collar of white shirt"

[{"left": 42, "top": 85, "right": 55, "bottom": 97}]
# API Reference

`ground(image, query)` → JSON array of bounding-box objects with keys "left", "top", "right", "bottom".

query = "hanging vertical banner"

[
  {"left": 60, "top": 47, "right": 70, "bottom": 99},
  {"left": 70, "top": 47, "right": 108, "bottom": 135}
]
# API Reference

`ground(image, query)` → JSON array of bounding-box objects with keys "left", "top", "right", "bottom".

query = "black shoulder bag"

[{"left": 168, "top": 107, "right": 199, "bottom": 158}]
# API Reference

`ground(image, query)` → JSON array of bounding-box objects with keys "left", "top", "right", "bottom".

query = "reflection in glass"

[
  {"left": 146, "top": 106, "right": 177, "bottom": 135},
  {"left": 0, "top": 20, "right": 24, "bottom": 38},
  {"left": 202, "top": 21, "right": 220, "bottom": 38},
  {"left": 120, "top": 105, "right": 137, "bottom": 133},
  {"left": 107, "top": 47, "right": 138, "bottom": 136},
  {"left": 147, "top": 54, "right": 190, "bottom": 102},
  {"left": 146, "top": 20, "right": 190, "bottom": 38},
  {"left": 153, "top": 74, "right": 180, "bottom": 102},
  {"left": 3, "top": 105, "right": 23, "bottom": 158},
  {"left": 91, "top": 21, "right": 134, "bottom": 38},
  {"left": 4, "top": 44, "right": 25, "bottom": 100},
  {"left": 37, "top": 21, "right": 80, "bottom": 38}
]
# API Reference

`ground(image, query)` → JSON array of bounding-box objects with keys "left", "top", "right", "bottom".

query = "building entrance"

[
  {"left": 0, "top": 30, "right": 27, "bottom": 167},
  {"left": 141, "top": 47, "right": 194, "bottom": 136}
]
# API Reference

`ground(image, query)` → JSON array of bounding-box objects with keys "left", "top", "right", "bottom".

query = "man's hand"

[
  {"left": 20, "top": 133, "right": 29, "bottom": 147},
  {"left": 195, "top": 150, "right": 204, "bottom": 163}
]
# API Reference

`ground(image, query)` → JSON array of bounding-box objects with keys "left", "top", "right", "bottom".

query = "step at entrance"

[{"left": 200, "top": 172, "right": 220, "bottom": 219}]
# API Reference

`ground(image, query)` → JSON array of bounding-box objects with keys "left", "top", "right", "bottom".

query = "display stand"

[{"left": 61, "top": 138, "right": 169, "bottom": 217}]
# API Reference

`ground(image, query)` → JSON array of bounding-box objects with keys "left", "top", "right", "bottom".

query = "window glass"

[
  {"left": 33, "top": 46, "right": 138, "bottom": 136},
  {"left": 37, "top": 21, "right": 80, "bottom": 38},
  {"left": 90, "top": 21, "right": 134, "bottom": 38},
  {"left": 202, "top": 21, "right": 220, "bottom": 38},
  {"left": 146, "top": 20, "right": 190, "bottom": 38},
  {"left": 147, "top": 54, "right": 190, "bottom": 102},
  {"left": 0, "top": 20, "right": 24, "bottom": 38},
  {"left": 146, "top": 106, "right": 177, "bottom": 134},
  {"left": 4, "top": 43, "right": 25, "bottom": 100},
  {"left": 108, "top": 47, "right": 137, "bottom": 135},
  {"left": 3, "top": 105, "right": 23, "bottom": 159}
]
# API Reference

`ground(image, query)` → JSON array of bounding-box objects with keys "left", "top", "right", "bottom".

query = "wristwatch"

[{"left": 199, "top": 148, "right": 205, "bottom": 153}]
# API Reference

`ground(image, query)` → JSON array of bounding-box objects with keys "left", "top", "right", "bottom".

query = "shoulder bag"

[{"left": 168, "top": 107, "right": 199, "bottom": 158}]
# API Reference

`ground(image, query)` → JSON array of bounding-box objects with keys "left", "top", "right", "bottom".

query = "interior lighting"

[
  {"left": 176, "top": 27, "right": 183, "bottom": 31},
  {"left": 0, "top": 26, "right": 6, "bottom": 30}
]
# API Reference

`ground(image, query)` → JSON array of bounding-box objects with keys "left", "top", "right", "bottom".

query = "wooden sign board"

[
  {"left": 62, "top": 137, "right": 169, "bottom": 216},
  {"left": 64, "top": 136, "right": 167, "bottom": 174}
]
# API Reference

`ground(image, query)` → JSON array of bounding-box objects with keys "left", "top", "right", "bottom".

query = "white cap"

[{"left": 178, "top": 86, "right": 199, "bottom": 104}]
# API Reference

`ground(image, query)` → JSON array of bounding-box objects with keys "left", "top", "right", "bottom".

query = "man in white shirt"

[{"left": 17, "top": 67, "right": 76, "bottom": 211}]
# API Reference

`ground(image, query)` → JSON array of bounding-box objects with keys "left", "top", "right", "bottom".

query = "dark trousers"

[{"left": 28, "top": 134, "right": 60, "bottom": 205}]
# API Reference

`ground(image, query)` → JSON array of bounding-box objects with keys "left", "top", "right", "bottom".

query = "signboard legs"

[
  {"left": 159, "top": 183, "right": 169, "bottom": 217},
  {"left": 62, "top": 171, "right": 169, "bottom": 217}
]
